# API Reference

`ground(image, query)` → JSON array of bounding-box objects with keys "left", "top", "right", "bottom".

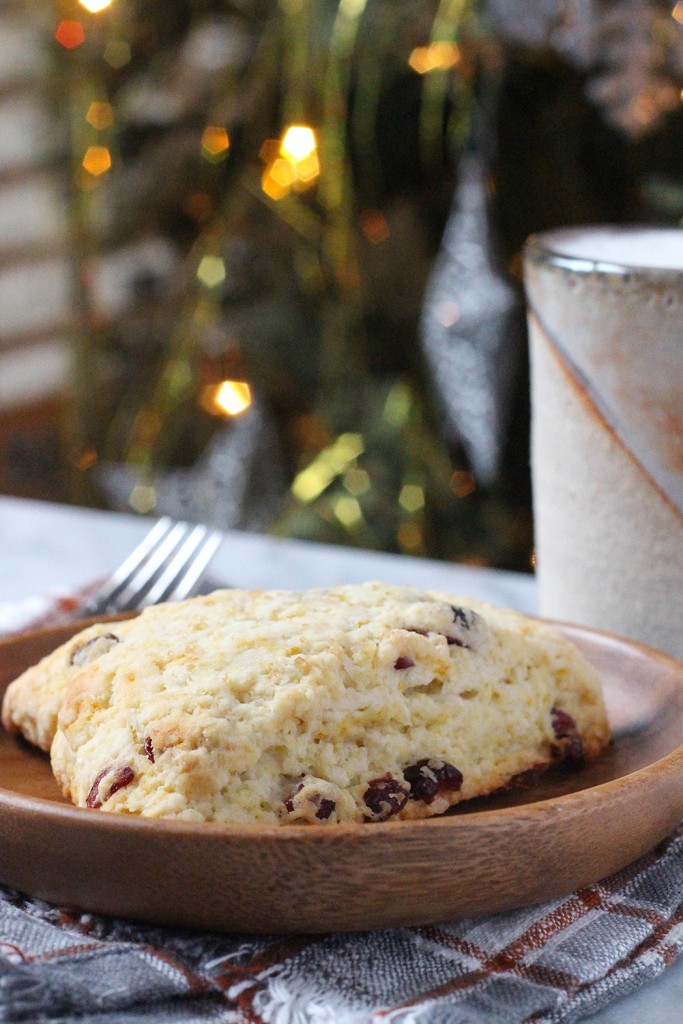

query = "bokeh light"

[
  {"left": 79, "top": 0, "right": 113, "bottom": 12},
  {"left": 55, "top": 20, "right": 85, "bottom": 49},
  {"left": 408, "top": 41, "right": 460, "bottom": 74},
  {"left": 82, "top": 145, "right": 112, "bottom": 176},
  {"left": 204, "top": 381, "right": 253, "bottom": 417},
  {"left": 103, "top": 39, "right": 131, "bottom": 68},
  {"left": 86, "top": 102, "right": 114, "bottom": 130},
  {"left": 261, "top": 124, "right": 320, "bottom": 200},
  {"left": 359, "top": 209, "right": 391, "bottom": 244},
  {"left": 196, "top": 255, "right": 226, "bottom": 288},
  {"left": 201, "top": 125, "right": 230, "bottom": 161}
]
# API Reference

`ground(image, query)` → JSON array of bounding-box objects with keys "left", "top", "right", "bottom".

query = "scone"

[
  {"left": 1, "top": 618, "right": 141, "bottom": 753},
  {"left": 2, "top": 583, "right": 611, "bottom": 824}
]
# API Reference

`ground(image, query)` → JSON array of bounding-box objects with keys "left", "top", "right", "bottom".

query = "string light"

[
  {"left": 397, "top": 521, "right": 424, "bottom": 553},
  {"left": 196, "top": 255, "right": 226, "bottom": 288},
  {"left": 74, "top": 449, "right": 97, "bottom": 471},
  {"left": 333, "top": 495, "right": 363, "bottom": 528},
  {"left": 82, "top": 145, "right": 112, "bottom": 176},
  {"left": 103, "top": 39, "right": 131, "bottom": 68},
  {"left": 201, "top": 125, "right": 230, "bottom": 161},
  {"left": 268, "top": 158, "right": 295, "bottom": 188},
  {"left": 398, "top": 483, "right": 425, "bottom": 513},
  {"left": 343, "top": 467, "right": 370, "bottom": 495},
  {"left": 382, "top": 380, "right": 412, "bottom": 427},
  {"left": 408, "top": 41, "right": 460, "bottom": 74},
  {"left": 261, "top": 165, "right": 290, "bottom": 201},
  {"left": 203, "top": 381, "right": 252, "bottom": 417},
  {"left": 280, "top": 125, "right": 316, "bottom": 162},
  {"left": 290, "top": 154, "right": 320, "bottom": 184},
  {"left": 79, "top": 0, "right": 113, "bottom": 12},
  {"left": 292, "top": 433, "right": 364, "bottom": 502},
  {"left": 55, "top": 20, "right": 85, "bottom": 49},
  {"left": 261, "top": 124, "right": 320, "bottom": 200},
  {"left": 359, "top": 209, "right": 390, "bottom": 244},
  {"left": 128, "top": 484, "right": 157, "bottom": 514},
  {"left": 86, "top": 101, "right": 114, "bottom": 130},
  {"left": 450, "top": 470, "right": 476, "bottom": 497}
]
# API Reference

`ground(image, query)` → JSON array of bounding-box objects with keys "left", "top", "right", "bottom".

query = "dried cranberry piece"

[
  {"left": 86, "top": 765, "right": 135, "bottom": 809},
  {"left": 315, "top": 799, "right": 335, "bottom": 821},
  {"left": 550, "top": 708, "right": 577, "bottom": 736},
  {"left": 283, "top": 779, "right": 337, "bottom": 821},
  {"left": 85, "top": 768, "right": 109, "bottom": 809},
  {"left": 70, "top": 632, "right": 120, "bottom": 667},
  {"left": 403, "top": 758, "right": 463, "bottom": 803},
  {"left": 283, "top": 780, "right": 304, "bottom": 813},
  {"left": 446, "top": 606, "right": 478, "bottom": 648},
  {"left": 143, "top": 736, "right": 155, "bottom": 763},
  {"left": 452, "top": 606, "right": 470, "bottom": 625},
  {"left": 363, "top": 775, "right": 409, "bottom": 822},
  {"left": 108, "top": 766, "right": 135, "bottom": 798},
  {"left": 550, "top": 706, "right": 585, "bottom": 769},
  {"left": 394, "top": 655, "right": 415, "bottom": 670},
  {"left": 406, "top": 611, "right": 485, "bottom": 651}
]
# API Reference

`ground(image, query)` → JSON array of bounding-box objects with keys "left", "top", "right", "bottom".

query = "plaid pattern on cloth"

[{"left": 1, "top": 595, "right": 683, "bottom": 1023}]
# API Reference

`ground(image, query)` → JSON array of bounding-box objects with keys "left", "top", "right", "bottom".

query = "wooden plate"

[{"left": 1, "top": 619, "right": 683, "bottom": 934}]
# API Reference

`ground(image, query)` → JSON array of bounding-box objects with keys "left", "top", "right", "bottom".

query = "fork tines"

[{"left": 79, "top": 517, "right": 223, "bottom": 617}]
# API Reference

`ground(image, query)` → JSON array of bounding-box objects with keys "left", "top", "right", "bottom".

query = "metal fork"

[{"left": 77, "top": 517, "right": 224, "bottom": 617}]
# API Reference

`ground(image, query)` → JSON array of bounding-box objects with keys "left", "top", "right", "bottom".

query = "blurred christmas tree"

[{"left": 49, "top": 0, "right": 683, "bottom": 570}]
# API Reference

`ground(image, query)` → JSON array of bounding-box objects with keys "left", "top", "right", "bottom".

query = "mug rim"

[{"left": 524, "top": 224, "right": 683, "bottom": 280}]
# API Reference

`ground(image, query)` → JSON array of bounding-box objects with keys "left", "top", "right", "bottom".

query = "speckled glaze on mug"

[{"left": 524, "top": 226, "right": 683, "bottom": 661}]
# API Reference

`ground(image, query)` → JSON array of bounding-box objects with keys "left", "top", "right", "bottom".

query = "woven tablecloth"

[{"left": 1, "top": 592, "right": 683, "bottom": 1024}]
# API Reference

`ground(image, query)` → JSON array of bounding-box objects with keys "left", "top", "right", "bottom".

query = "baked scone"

[
  {"left": 2, "top": 619, "right": 141, "bottom": 753},
  {"left": 2, "top": 583, "right": 611, "bottom": 824}
]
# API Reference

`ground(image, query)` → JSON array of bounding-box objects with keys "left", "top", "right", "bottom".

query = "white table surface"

[
  {"left": 0, "top": 495, "right": 682, "bottom": 1023},
  {"left": 0, "top": 496, "right": 537, "bottom": 613}
]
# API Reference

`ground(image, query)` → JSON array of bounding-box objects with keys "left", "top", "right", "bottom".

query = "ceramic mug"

[{"left": 524, "top": 226, "right": 683, "bottom": 661}]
